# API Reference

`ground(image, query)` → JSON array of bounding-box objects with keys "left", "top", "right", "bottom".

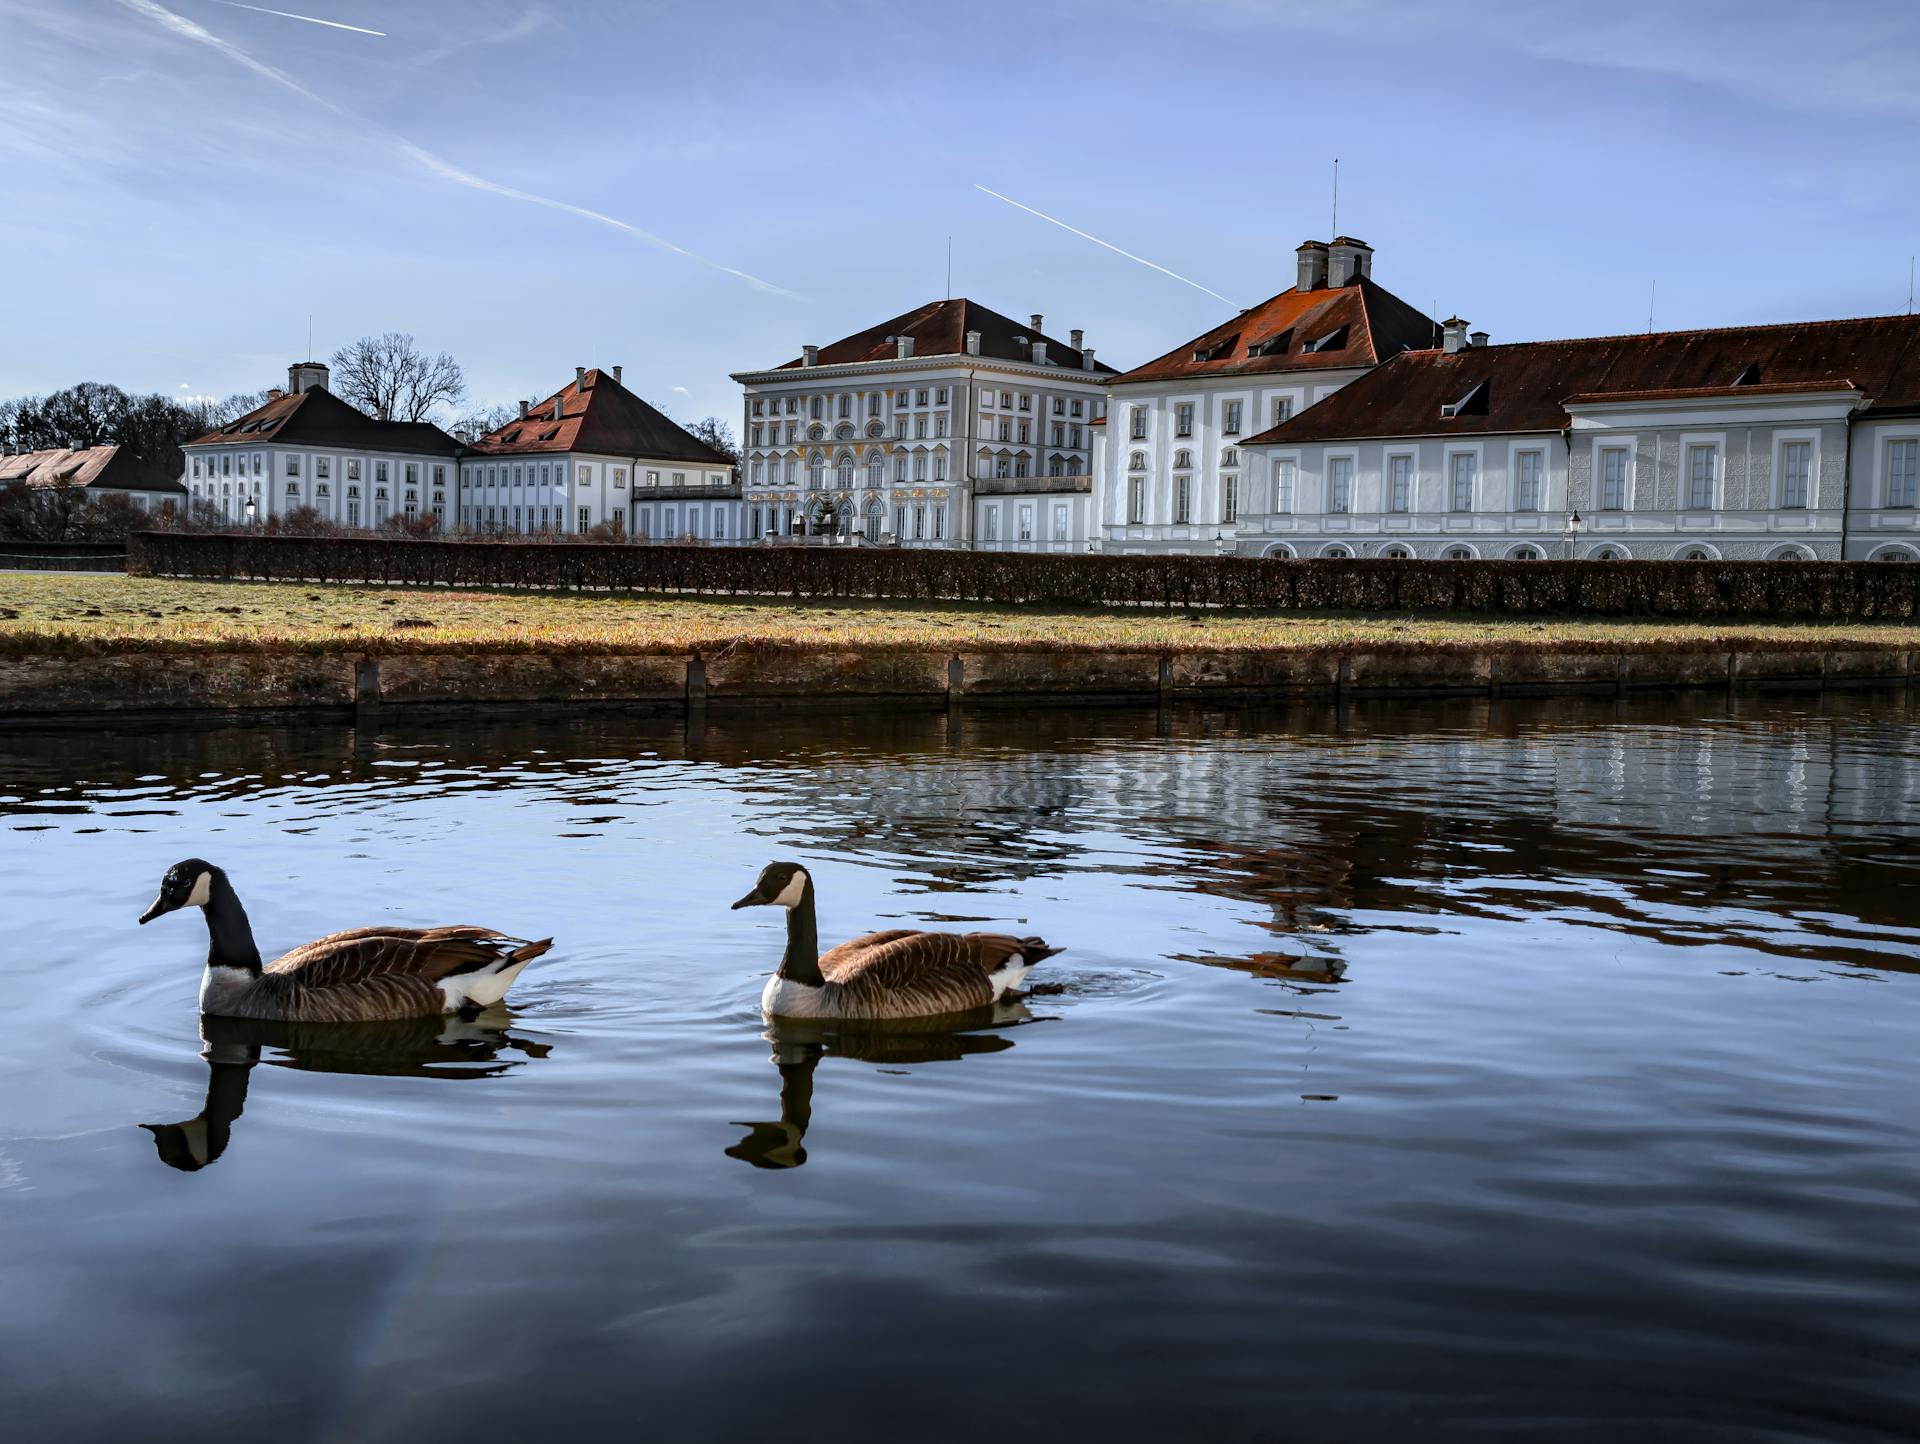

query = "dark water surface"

[{"left": 2, "top": 694, "right": 1917, "bottom": 1442}]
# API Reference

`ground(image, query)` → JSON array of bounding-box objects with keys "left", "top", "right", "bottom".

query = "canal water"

[{"left": 1, "top": 693, "right": 1916, "bottom": 1442}]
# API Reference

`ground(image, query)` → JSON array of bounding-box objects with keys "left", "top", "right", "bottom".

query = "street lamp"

[
  {"left": 244, "top": 498, "right": 257, "bottom": 528},
  {"left": 1565, "top": 510, "right": 1582, "bottom": 560}
]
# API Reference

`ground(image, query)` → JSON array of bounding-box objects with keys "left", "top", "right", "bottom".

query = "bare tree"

[
  {"left": 447, "top": 402, "right": 518, "bottom": 443},
  {"left": 683, "top": 415, "right": 741, "bottom": 463},
  {"left": 328, "top": 333, "right": 467, "bottom": 423}
]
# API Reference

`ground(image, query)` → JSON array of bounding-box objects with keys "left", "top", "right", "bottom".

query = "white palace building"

[
  {"left": 731, "top": 299, "right": 1114, "bottom": 549},
  {"left": 1234, "top": 312, "right": 1920, "bottom": 562}
]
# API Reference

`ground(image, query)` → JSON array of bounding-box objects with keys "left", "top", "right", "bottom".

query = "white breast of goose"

[
  {"left": 198, "top": 964, "right": 257, "bottom": 1016},
  {"left": 762, "top": 974, "right": 834, "bottom": 1019}
]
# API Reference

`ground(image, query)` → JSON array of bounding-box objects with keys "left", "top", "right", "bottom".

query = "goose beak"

[
  {"left": 138, "top": 894, "right": 170, "bottom": 925},
  {"left": 730, "top": 891, "right": 760, "bottom": 911}
]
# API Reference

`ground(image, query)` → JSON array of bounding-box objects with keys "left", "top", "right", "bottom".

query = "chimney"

[
  {"left": 1030, "top": 313, "right": 1044, "bottom": 334},
  {"left": 266, "top": 387, "right": 285, "bottom": 402},
  {"left": 553, "top": 396, "right": 564, "bottom": 421},
  {"left": 376, "top": 403, "right": 388, "bottom": 422},
  {"left": 575, "top": 366, "right": 587, "bottom": 388},
  {"left": 1296, "top": 241, "right": 1328, "bottom": 291},
  {"left": 1442, "top": 317, "right": 1470, "bottom": 354},
  {"left": 965, "top": 331, "right": 981, "bottom": 356},
  {"left": 802, "top": 344, "right": 819, "bottom": 367},
  {"left": 1327, "top": 236, "right": 1374, "bottom": 287},
  {"left": 519, "top": 400, "right": 530, "bottom": 420},
  {"left": 1082, "top": 347, "right": 1097, "bottom": 370},
  {"left": 1069, "top": 328, "right": 1084, "bottom": 350},
  {"left": 612, "top": 365, "right": 622, "bottom": 385},
  {"left": 1032, "top": 340, "right": 1048, "bottom": 365},
  {"left": 895, "top": 335, "right": 914, "bottom": 360},
  {"left": 1469, "top": 330, "right": 1490, "bottom": 349}
]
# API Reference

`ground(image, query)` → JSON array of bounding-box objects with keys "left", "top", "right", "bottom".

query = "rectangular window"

[
  {"left": 579, "top": 506, "right": 592, "bottom": 532},
  {"left": 1000, "top": 391, "right": 1012, "bottom": 408},
  {"left": 1052, "top": 502, "right": 1069, "bottom": 540},
  {"left": 1128, "top": 476, "right": 1146, "bottom": 524},
  {"left": 1129, "top": 407, "right": 1146, "bottom": 440},
  {"left": 1686, "top": 444, "right": 1716, "bottom": 510},
  {"left": 937, "top": 388, "right": 948, "bottom": 406},
  {"left": 1388, "top": 455, "right": 1411, "bottom": 513},
  {"left": 1271, "top": 397, "right": 1293, "bottom": 428},
  {"left": 1173, "top": 475, "right": 1191, "bottom": 524},
  {"left": 1274, "top": 460, "right": 1295, "bottom": 514},
  {"left": 1329, "top": 457, "right": 1352, "bottom": 514},
  {"left": 252, "top": 452, "right": 263, "bottom": 475},
  {"left": 191, "top": 458, "right": 201, "bottom": 479},
  {"left": 1018, "top": 504, "right": 1034, "bottom": 541},
  {"left": 1449, "top": 454, "right": 1475, "bottom": 511},
  {"left": 1223, "top": 400, "right": 1242, "bottom": 436},
  {"left": 916, "top": 389, "right": 929, "bottom": 406},
  {"left": 1175, "top": 403, "right": 1194, "bottom": 437},
  {"left": 374, "top": 461, "right": 388, "bottom": 483},
  {"left": 1780, "top": 442, "right": 1810, "bottom": 508},
  {"left": 984, "top": 507, "right": 1000, "bottom": 542},
  {"left": 1887, "top": 439, "right": 1918, "bottom": 507},
  {"left": 1222, "top": 475, "right": 1237, "bottom": 522},
  {"left": 579, "top": 467, "right": 591, "bottom": 485},
  {"left": 1600, "top": 447, "right": 1628, "bottom": 510},
  {"left": 346, "top": 460, "right": 360, "bottom": 481},
  {"left": 285, "top": 455, "right": 299, "bottom": 477},
  {"left": 1515, "top": 451, "right": 1542, "bottom": 512},
  {"left": 614, "top": 469, "right": 627, "bottom": 488}
]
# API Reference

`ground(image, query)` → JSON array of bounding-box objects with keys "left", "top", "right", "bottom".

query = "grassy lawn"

[{"left": 0, "top": 572, "right": 1913, "bottom": 656}]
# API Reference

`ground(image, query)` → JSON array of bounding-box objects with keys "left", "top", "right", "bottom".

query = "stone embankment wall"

[{"left": 1, "top": 645, "right": 1914, "bottom": 719}]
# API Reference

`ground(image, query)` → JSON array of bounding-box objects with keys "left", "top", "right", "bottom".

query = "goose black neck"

[
  {"left": 202, "top": 872, "right": 263, "bottom": 974},
  {"left": 778, "top": 879, "right": 823, "bottom": 988}
]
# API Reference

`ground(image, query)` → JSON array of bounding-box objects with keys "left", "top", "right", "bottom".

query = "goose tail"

[
  {"left": 510, "top": 937, "right": 555, "bottom": 965},
  {"left": 1019, "top": 939, "right": 1062, "bottom": 966}
]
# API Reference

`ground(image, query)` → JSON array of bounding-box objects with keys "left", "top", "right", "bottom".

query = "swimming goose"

[
  {"left": 731, "top": 861, "right": 1060, "bottom": 1021},
  {"left": 138, "top": 858, "right": 552, "bottom": 1023}
]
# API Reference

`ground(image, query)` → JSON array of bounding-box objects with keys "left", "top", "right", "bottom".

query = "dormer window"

[
  {"left": 1192, "top": 333, "right": 1239, "bottom": 363},
  {"left": 1303, "top": 326, "right": 1349, "bottom": 353},
  {"left": 1439, "top": 379, "right": 1488, "bottom": 418},
  {"left": 1250, "top": 330, "right": 1294, "bottom": 357},
  {"left": 1735, "top": 362, "right": 1762, "bottom": 386}
]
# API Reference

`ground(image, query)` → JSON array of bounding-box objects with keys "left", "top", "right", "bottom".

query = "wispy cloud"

[
  {"left": 210, "top": 2, "right": 385, "bottom": 37},
  {"left": 974, "top": 184, "right": 1236, "bottom": 306},
  {"left": 112, "top": 0, "right": 791, "bottom": 294},
  {"left": 413, "top": 4, "right": 554, "bottom": 67}
]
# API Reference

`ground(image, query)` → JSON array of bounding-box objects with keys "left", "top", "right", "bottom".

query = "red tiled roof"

[
  {"left": 760, "top": 299, "right": 1115, "bottom": 374},
  {"left": 468, "top": 369, "right": 733, "bottom": 466},
  {"left": 1106, "top": 275, "right": 1436, "bottom": 387},
  {"left": 1560, "top": 379, "right": 1858, "bottom": 405},
  {"left": 186, "top": 386, "right": 459, "bottom": 457},
  {"left": 1245, "top": 313, "right": 1920, "bottom": 446},
  {"left": 0, "top": 444, "right": 184, "bottom": 494}
]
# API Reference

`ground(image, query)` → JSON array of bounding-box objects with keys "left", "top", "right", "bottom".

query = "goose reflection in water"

[
  {"left": 140, "top": 1008, "right": 552, "bottom": 1172},
  {"left": 727, "top": 1000, "right": 1033, "bottom": 1171}
]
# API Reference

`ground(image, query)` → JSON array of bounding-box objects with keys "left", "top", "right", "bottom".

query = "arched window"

[
  {"left": 1869, "top": 544, "right": 1918, "bottom": 561},
  {"left": 808, "top": 454, "right": 825, "bottom": 490},
  {"left": 1589, "top": 544, "right": 1628, "bottom": 561},
  {"left": 1128, "top": 451, "right": 1146, "bottom": 471},
  {"left": 808, "top": 423, "right": 825, "bottom": 440},
  {"left": 1507, "top": 545, "right": 1543, "bottom": 560},
  {"left": 1321, "top": 543, "right": 1354, "bottom": 558},
  {"left": 1173, "top": 450, "right": 1193, "bottom": 470},
  {"left": 1379, "top": 544, "right": 1414, "bottom": 559},
  {"left": 865, "top": 497, "right": 884, "bottom": 542},
  {"left": 1766, "top": 544, "right": 1814, "bottom": 561},
  {"left": 1677, "top": 545, "right": 1716, "bottom": 561},
  {"left": 1264, "top": 542, "right": 1296, "bottom": 559},
  {"left": 1220, "top": 448, "right": 1239, "bottom": 468},
  {"left": 837, "top": 453, "right": 855, "bottom": 489},
  {"left": 1443, "top": 545, "right": 1477, "bottom": 560},
  {"left": 868, "top": 454, "right": 884, "bottom": 488}
]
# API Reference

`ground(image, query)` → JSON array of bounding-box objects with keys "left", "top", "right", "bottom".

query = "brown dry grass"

[{"left": 0, "top": 573, "right": 1913, "bottom": 657}]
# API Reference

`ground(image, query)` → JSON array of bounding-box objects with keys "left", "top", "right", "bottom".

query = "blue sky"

[{"left": 4, "top": 0, "right": 1918, "bottom": 425}]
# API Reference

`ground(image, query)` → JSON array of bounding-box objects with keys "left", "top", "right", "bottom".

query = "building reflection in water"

[
  {"left": 726, "top": 1002, "right": 1032, "bottom": 1171},
  {"left": 140, "top": 1009, "right": 551, "bottom": 1172},
  {"left": 9, "top": 689, "right": 1915, "bottom": 997}
]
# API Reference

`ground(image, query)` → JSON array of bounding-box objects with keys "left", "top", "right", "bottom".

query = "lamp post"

[
  {"left": 1565, "top": 510, "right": 1582, "bottom": 560},
  {"left": 244, "top": 498, "right": 257, "bottom": 529}
]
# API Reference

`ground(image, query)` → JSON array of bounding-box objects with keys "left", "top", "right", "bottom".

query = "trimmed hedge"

[{"left": 127, "top": 531, "right": 1920, "bottom": 620}]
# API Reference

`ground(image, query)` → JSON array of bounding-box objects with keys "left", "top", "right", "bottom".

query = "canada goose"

[
  {"left": 731, "top": 861, "right": 1060, "bottom": 1021},
  {"left": 138, "top": 859, "right": 552, "bottom": 1023}
]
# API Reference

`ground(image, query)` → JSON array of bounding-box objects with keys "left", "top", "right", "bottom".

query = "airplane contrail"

[
  {"left": 116, "top": 0, "right": 792, "bottom": 295},
  {"left": 974, "top": 184, "right": 1236, "bottom": 307},
  {"left": 211, "top": 1, "right": 387, "bottom": 37}
]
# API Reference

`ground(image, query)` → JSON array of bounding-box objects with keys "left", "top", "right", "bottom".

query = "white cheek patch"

[
  {"left": 773, "top": 871, "right": 808, "bottom": 909},
  {"left": 186, "top": 872, "right": 213, "bottom": 909}
]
